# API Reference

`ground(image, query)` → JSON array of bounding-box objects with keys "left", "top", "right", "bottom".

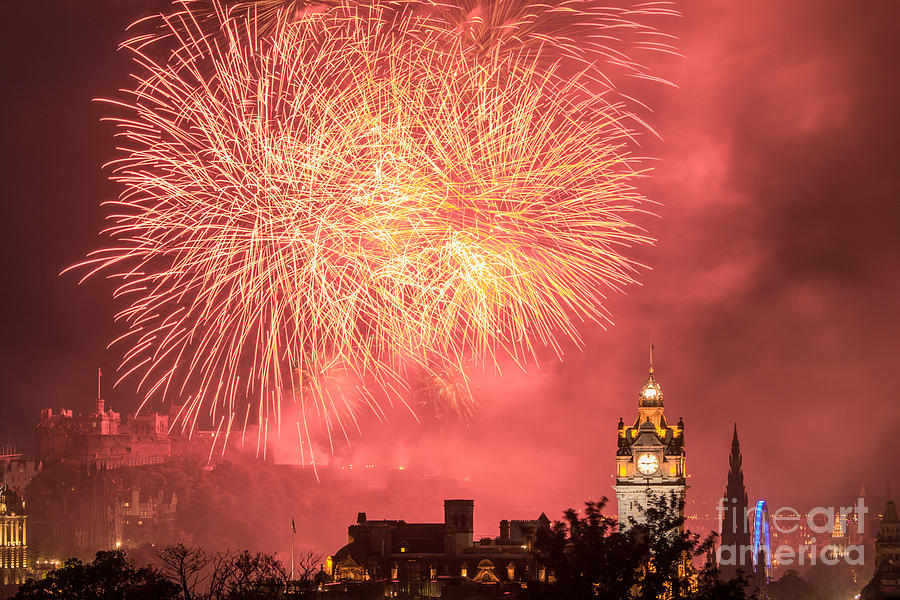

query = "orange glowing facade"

[
  {"left": 327, "top": 499, "right": 550, "bottom": 596},
  {"left": 0, "top": 485, "right": 27, "bottom": 586}
]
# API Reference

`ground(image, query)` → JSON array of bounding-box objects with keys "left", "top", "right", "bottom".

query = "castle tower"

[
  {"left": 614, "top": 345, "right": 686, "bottom": 529},
  {"left": 444, "top": 499, "right": 474, "bottom": 554}
]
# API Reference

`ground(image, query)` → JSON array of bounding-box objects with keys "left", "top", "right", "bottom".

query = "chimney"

[{"left": 500, "top": 520, "right": 510, "bottom": 540}]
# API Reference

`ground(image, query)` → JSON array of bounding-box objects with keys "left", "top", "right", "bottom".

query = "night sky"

[{"left": 2, "top": 0, "right": 899, "bottom": 536}]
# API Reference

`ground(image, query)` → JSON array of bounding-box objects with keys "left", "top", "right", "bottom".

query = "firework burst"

[{"left": 73, "top": 0, "right": 675, "bottom": 455}]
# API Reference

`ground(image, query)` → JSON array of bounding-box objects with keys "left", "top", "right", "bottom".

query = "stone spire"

[
  {"left": 727, "top": 425, "right": 746, "bottom": 497},
  {"left": 720, "top": 424, "right": 752, "bottom": 581}
]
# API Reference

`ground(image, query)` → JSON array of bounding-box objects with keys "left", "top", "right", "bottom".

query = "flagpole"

[{"left": 290, "top": 516, "right": 295, "bottom": 589}]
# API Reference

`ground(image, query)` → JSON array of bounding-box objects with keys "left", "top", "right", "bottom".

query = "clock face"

[{"left": 637, "top": 453, "right": 659, "bottom": 475}]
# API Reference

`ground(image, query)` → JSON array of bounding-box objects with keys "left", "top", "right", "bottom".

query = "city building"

[
  {"left": 326, "top": 499, "right": 550, "bottom": 597},
  {"left": 30, "top": 462, "right": 117, "bottom": 561},
  {"left": 0, "top": 485, "right": 28, "bottom": 586},
  {"left": 862, "top": 499, "right": 900, "bottom": 599},
  {"left": 0, "top": 445, "right": 40, "bottom": 492},
  {"left": 613, "top": 348, "right": 686, "bottom": 528},
  {"left": 117, "top": 487, "right": 178, "bottom": 548}
]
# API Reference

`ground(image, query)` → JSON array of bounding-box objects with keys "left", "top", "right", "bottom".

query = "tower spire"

[
  {"left": 721, "top": 423, "right": 751, "bottom": 580},
  {"left": 638, "top": 342, "right": 663, "bottom": 407},
  {"left": 729, "top": 423, "right": 743, "bottom": 478}
]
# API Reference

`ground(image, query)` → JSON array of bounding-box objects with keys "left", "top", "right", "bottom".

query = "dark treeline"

[{"left": 13, "top": 545, "right": 324, "bottom": 600}]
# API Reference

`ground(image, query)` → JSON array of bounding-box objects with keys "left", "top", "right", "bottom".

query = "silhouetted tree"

[
  {"left": 158, "top": 543, "right": 211, "bottom": 600},
  {"left": 291, "top": 550, "right": 325, "bottom": 596},
  {"left": 693, "top": 565, "right": 755, "bottom": 600},
  {"left": 13, "top": 550, "right": 179, "bottom": 600},
  {"left": 530, "top": 498, "right": 643, "bottom": 599},
  {"left": 767, "top": 569, "right": 823, "bottom": 600},
  {"left": 530, "top": 495, "right": 756, "bottom": 600},
  {"left": 156, "top": 544, "right": 301, "bottom": 599},
  {"left": 225, "top": 550, "right": 286, "bottom": 599},
  {"left": 634, "top": 494, "right": 718, "bottom": 600},
  {"left": 805, "top": 561, "right": 860, "bottom": 600}
]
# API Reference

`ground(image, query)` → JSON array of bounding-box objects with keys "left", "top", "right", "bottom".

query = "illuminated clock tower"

[{"left": 613, "top": 346, "right": 687, "bottom": 528}]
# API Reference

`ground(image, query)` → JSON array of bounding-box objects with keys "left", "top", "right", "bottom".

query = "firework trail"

[{"left": 72, "top": 0, "right": 676, "bottom": 458}]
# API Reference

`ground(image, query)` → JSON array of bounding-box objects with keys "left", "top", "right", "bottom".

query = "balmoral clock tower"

[{"left": 614, "top": 346, "right": 687, "bottom": 528}]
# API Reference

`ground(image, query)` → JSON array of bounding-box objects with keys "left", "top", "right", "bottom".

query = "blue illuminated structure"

[{"left": 751, "top": 500, "right": 772, "bottom": 582}]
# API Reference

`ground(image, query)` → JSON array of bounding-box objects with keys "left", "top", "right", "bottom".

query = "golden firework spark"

[{"left": 72, "top": 0, "right": 674, "bottom": 457}]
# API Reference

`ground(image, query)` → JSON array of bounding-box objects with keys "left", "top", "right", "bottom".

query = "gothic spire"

[
  {"left": 720, "top": 423, "right": 752, "bottom": 580},
  {"left": 728, "top": 423, "right": 745, "bottom": 490}
]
